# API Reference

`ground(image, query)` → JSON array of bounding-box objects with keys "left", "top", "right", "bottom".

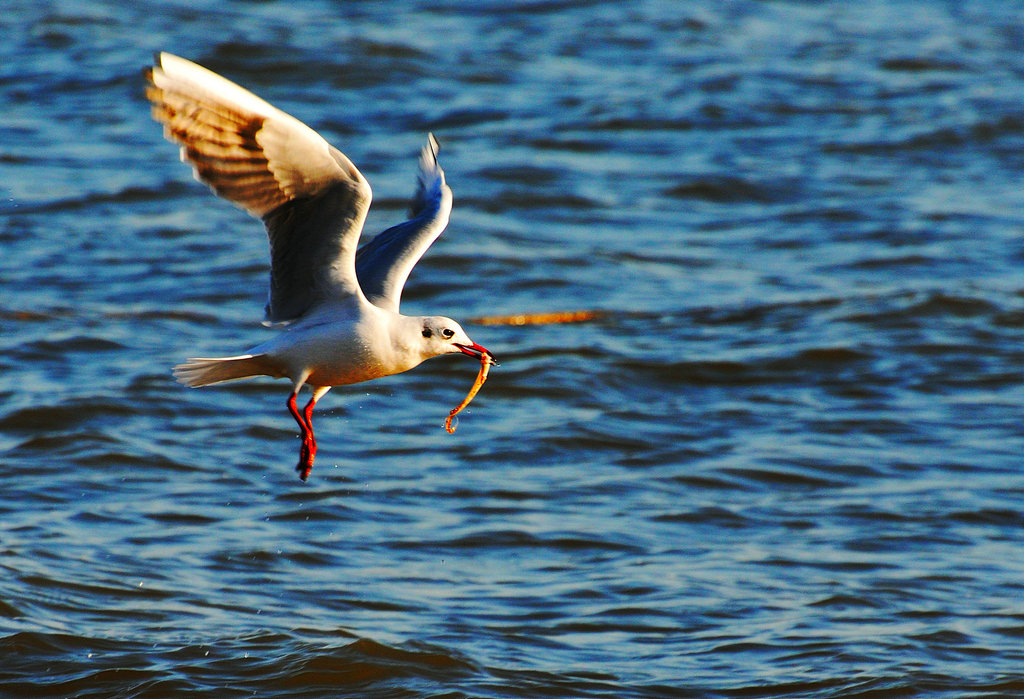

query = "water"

[{"left": 2, "top": 0, "right": 1024, "bottom": 696}]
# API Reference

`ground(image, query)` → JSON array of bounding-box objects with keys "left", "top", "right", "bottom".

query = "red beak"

[{"left": 454, "top": 342, "right": 497, "bottom": 365}]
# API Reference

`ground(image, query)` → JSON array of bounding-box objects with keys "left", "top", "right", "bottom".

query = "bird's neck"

[{"left": 377, "top": 311, "right": 430, "bottom": 373}]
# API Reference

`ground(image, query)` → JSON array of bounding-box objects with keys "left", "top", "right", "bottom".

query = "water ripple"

[{"left": 2, "top": 0, "right": 1024, "bottom": 696}]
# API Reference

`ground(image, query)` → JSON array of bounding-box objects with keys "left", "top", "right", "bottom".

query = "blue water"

[{"left": 2, "top": 0, "right": 1024, "bottom": 696}]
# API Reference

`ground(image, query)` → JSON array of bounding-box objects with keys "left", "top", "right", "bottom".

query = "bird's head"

[{"left": 419, "top": 316, "right": 495, "bottom": 364}]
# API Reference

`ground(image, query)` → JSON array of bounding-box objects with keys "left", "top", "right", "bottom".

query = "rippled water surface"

[{"left": 3, "top": 0, "right": 1024, "bottom": 696}]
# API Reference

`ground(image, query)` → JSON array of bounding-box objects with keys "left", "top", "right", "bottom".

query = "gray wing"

[
  {"left": 355, "top": 134, "right": 452, "bottom": 313},
  {"left": 146, "top": 52, "right": 372, "bottom": 324}
]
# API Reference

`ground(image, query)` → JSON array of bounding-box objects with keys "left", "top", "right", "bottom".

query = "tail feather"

[{"left": 173, "top": 353, "right": 280, "bottom": 387}]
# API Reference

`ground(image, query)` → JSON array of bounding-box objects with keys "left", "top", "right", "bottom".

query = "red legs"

[
  {"left": 287, "top": 392, "right": 312, "bottom": 476},
  {"left": 287, "top": 385, "right": 331, "bottom": 481}
]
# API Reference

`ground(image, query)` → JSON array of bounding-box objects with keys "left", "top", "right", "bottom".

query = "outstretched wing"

[
  {"left": 355, "top": 134, "right": 452, "bottom": 313},
  {"left": 145, "top": 52, "right": 372, "bottom": 324}
]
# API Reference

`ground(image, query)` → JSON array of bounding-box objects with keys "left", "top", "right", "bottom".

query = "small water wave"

[
  {"left": 1, "top": 399, "right": 133, "bottom": 432},
  {"left": 460, "top": 190, "right": 603, "bottom": 214},
  {"left": 838, "top": 290, "right": 1010, "bottom": 325},
  {"left": 720, "top": 466, "right": 844, "bottom": 489},
  {"left": 0, "top": 182, "right": 194, "bottom": 216},
  {"left": 0, "top": 307, "right": 69, "bottom": 322},
  {"left": 878, "top": 55, "right": 967, "bottom": 73},
  {"left": 395, "top": 529, "right": 643, "bottom": 554},
  {"left": 12, "top": 334, "right": 127, "bottom": 356},
  {"left": 102, "top": 308, "right": 222, "bottom": 324},
  {"left": 474, "top": 164, "right": 564, "bottom": 186},
  {"left": 431, "top": 106, "right": 514, "bottom": 130},
  {"left": 618, "top": 349, "right": 873, "bottom": 389},
  {"left": 0, "top": 632, "right": 481, "bottom": 698},
  {"left": 527, "top": 136, "right": 611, "bottom": 153},
  {"left": 663, "top": 175, "right": 797, "bottom": 205},
  {"left": 652, "top": 506, "right": 749, "bottom": 528},
  {"left": 823, "top": 114, "right": 1024, "bottom": 154}
]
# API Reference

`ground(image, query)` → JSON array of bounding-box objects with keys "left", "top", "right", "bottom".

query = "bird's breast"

[{"left": 270, "top": 314, "right": 424, "bottom": 388}]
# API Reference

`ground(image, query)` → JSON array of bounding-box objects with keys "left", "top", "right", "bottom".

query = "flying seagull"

[{"left": 145, "top": 52, "right": 494, "bottom": 481}]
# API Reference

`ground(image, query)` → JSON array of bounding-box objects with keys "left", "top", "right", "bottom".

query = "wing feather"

[
  {"left": 145, "top": 52, "right": 372, "bottom": 324},
  {"left": 355, "top": 134, "right": 452, "bottom": 313}
]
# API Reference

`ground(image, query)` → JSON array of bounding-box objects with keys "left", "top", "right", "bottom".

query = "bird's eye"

[
  {"left": 441, "top": 328, "right": 455, "bottom": 339},
  {"left": 422, "top": 328, "right": 432, "bottom": 338}
]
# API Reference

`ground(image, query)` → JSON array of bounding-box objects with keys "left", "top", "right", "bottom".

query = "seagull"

[{"left": 145, "top": 52, "right": 494, "bottom": 481}]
